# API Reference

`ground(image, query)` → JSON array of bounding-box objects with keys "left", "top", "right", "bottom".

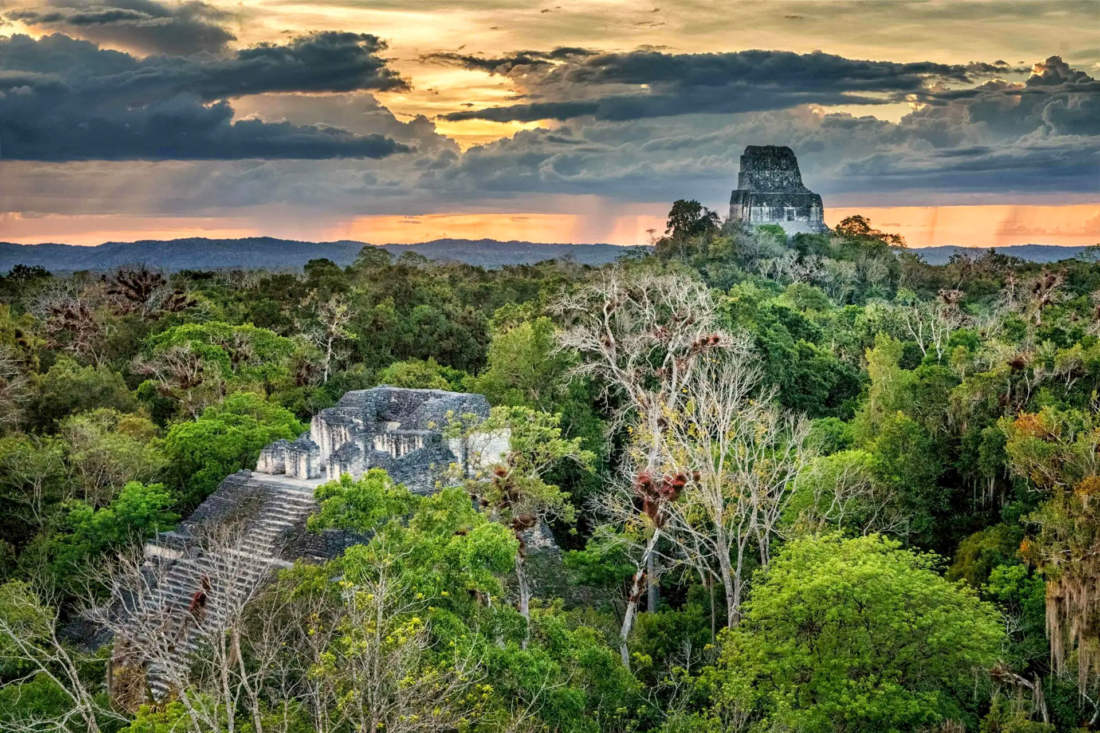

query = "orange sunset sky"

[{"left": 2, "top": 205, "right": 1097, "bottom": 249}]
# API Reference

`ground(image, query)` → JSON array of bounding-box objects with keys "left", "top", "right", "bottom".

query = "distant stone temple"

[
  {"left": 728, "top": 145, "right": 828, "bottom": 236},
  {"left": 109, "top": 387, "right": 535, "bottom": 709}
]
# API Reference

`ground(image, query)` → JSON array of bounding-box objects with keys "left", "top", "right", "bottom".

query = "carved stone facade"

[
  {"left": 728, "top": 145, "right": 828, "bottom": 236},
  {"left": 257, "top": 387, "right": 499, "bottom": 491}
]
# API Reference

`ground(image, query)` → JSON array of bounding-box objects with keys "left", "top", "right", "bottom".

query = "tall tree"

[
  {"left": 1004, "top": 407, "right": 1100, "bottom": 695},
  {"left": 555, "top": 270, "right": 728, "bottom": 666},
  {"left": 452, "top": 405, "right": 593, "bottom": 643},
  {"left": 660, "top": 342, "right": 809, "bottom": 626}
]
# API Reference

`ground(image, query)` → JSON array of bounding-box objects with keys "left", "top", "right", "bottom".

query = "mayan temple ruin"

[
  {"left": 108, "top": 387, "right": 514, "bottom": 708},
  {"left": 728, "top": 145, "right": 828, "bottom": 236}
]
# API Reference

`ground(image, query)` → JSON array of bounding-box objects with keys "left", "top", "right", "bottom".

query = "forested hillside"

[{"left": 1, "top": 210, "right": 1099, "bottom": 731}]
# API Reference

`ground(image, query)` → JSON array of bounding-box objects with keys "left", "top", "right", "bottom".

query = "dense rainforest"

[{"left": 1, "top": 206, "right": 1100, "bottom": 732}]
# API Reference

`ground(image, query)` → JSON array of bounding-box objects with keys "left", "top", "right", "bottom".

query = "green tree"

[
  {"left": 664, "top": 199, "right": 720, "bottom": 242},
  {"left": 60, "top": 409, "right": 166, "bottom": 507},
  {"left": 471, "top": 316, "right": 608, "bottom": 509},
  {"left": 835, "top": 214, "right": 906, "bottom": 247},
  {"left": 309, "top": 468, "right": 418, "bottom": 534},
  {"left": 375, "top": 356, "right": 469, "bottom": 391},
  {"left": 0, "top": 434, "right": 67, "bottom": 554},
  {"left": 31, "top": 357, "right": 136, "bottom": 430},
  {"left": 708, "top": 534, "right": 1003, "bottom": 732},
  {"left": 136, "top": 322, "right": 296, "bottom": 417},
  {"left": 453, "top": 406, "right": 593, "bottom": 636},
  {"left": 0, "top": 580, "right": 124, "bottom": 732},
  {"left": 469, "top": 316, "right": 568, "bottom": 410},
  {"left": 867, "top": 411, "right": 946, "bottom": 544},
  {"left": 164, "top": 392, "right": 302, "bottom": 508},
  {"left": 1004, "top": 408, "right": 1100, "bottom": 691},
  {"left": 48, "top": 481, "right": 178, "bottom": 585}
]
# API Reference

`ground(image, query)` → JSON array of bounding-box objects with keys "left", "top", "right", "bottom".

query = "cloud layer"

[
  {"left": 5, "top": 0, "right": 235, "bottom": 55},
  {"left": 0, "top": 31, "right": 410, "bottom": 160},
  {"left": 432, "top": 48, "right": 1020, "bottom": 122}
]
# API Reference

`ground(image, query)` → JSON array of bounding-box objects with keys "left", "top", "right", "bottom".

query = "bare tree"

[
  {"left": 74, "top": 519, "right": 482, "bottom": 733},
  {"left": 103, "top": 266, "right": 192, "bottom": 319},
  {"left": 555, "top": 269, "right": 728, "bottom": 665},
  {"left": 0, "top": 435, "right": 68, "bottom": 530},
  {"left": 0, "top": 345, "right": 30, "bottom": 431},
  {"left": 84, "top": 523, "right": 283, "bottom": 731},
  {"left": 300, "top": 292, "right": 355, "bottom": 384},
  {"left": 899, "top": 289, "right": 967, "bottom": 361},
  {"left": 132, "top": 342, "right": 225, "bottom": 418},
  {"left": 35, "top": 288, "right": 107, "bottom": 365},
  {"left": 659, "top": 343, "right": 810, "bottom": 626},
  {"left": 0, "top": 580, "right": 128, "bottom": 733},
  {"left": 792, "top": 452, "right": 911, "bottom": 539}
]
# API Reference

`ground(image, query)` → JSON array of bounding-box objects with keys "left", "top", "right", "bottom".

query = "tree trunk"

[
  {"left": 725, "top": 539, "right": 749, "bottom": 628},
  {"left": 233, "top": 627, "right": 264, "bottom": 733},
  {"left": 516, "top": 553, "right": 531, "bottom": 650},
  {"left": 646, "top": 553, "right": 659, "bottom": 612},
  {"left": 620, "top": 529, "right": 661, "bottom": 667}
]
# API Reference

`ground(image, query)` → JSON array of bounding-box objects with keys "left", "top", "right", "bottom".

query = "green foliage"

[
  {"left": 456, "top": 405, "right": 595, "bottom": 533},
  {"left": 0, "top": 673, "right": 74, "bottom": 727},
  {"left": 867, "top": 411, "right": 946, "bottom": 542},
  {"left": 31, "top": 357, "right": 136, "bottom": 429},
  {"left": 980, "top": 696, "right": 1056, "bottom": 732},
  {"left": 121, "top": 702, "right": 208, "bottom": 733},
  {"left": 708, "top": 534, "right": 1003, "bottom": 732},
  {"left": 60, "top": 408, "right": 166, "bottom": 506},
  {"left": 339, "top": 484, "right": 518, "bottom": 604},
  {"left": 2, "top": 205, "right": 1099, "bottom": 730},
  {"left": 0, "top": 434, "right": 67, "bottom": 553},
  {"left": 48, "top": 481, "right": 178, "bottom": 585},
  {"left": 805, "top": 416, "right": 853, "bottom": 455},
  {"left": 138, "top": 321, "right": 297, "bottom": 416},
  {"left": 309, "top": 468, "right": 419, "bottom": 533},
  {"left": 164, "top": 391, "right": 302, "bottom": 508},
  {"left": 375, "top": 356, "right": 469, "bottom": 390},
  {"left": 948, "top": 523, "right": 1023, "bottom": 587},
  {"left": 144, "top": 321, "right": 295, "bottom": 385},
  {"left": 658, "top": 199, "right": 720, "bottom": 253},
  {"left": 469, "top": 316, "right": 566, "bottom": 410}
]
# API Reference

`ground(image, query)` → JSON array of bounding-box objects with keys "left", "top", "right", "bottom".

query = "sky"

[{"left": 0, "top": 0, "right": 1098, "bottom": 248}]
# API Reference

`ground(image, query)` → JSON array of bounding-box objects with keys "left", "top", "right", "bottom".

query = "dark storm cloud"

[
  {"left": 427, "top": 47, "right": 593, "bottom": 75},
  {"left": 912, "top": 56, "right": 1100, "bottom": 138},
  {"left": 0, "top": 32, "right": 411, "bottom": 160},
  {"left": 5, "top": 0, "right": 236, "bottom": 56},
  {"left": 412, "top": 55, "right": 1100, "bottom": 203},
  {"left": 434, "top": 48, "right": 1020, "bottom": 122}
]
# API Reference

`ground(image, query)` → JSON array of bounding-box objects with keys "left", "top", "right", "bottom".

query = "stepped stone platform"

[
  {"left": 109, "top": 387, "right": 512, "bottom": 709},
  {"left": 728, "top": 145, "right": 828, "bottom": 236}
]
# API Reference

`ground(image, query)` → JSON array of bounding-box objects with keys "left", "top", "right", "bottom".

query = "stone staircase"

[
  {"left": 111, "top": 387, "right": 508, "bottom": 708},
  {"left": 130, "top": 475, "right": 320, "bottom": 701}
]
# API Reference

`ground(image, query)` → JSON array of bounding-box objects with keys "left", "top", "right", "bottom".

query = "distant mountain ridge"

[
  {"left": 0, "top": 237, "right": 639, "bottom": 272},
  {"left": 913, "top": 244, "right": 1095, "bottom": 266},
  {"left": 0, "top": 237, "right": 1091, "bottom": 272}
]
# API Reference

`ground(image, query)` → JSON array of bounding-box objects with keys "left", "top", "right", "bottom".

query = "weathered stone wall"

[
  {"left": 737, "top": 145, "right": 808, "bottom": 192},
  {"left": 261, "top": 387, "right": 499, "bottom": 490},
  {"left": 728, "top": 145, "right": 828, "bottom": 236}
]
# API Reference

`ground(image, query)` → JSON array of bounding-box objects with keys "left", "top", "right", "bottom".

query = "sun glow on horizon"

[{"left": 1, "top": 203, "right": 1097, "bottom": 249}]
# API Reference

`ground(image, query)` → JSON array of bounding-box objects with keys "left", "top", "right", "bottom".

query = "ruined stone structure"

[
  {"left": 256, "top": 387, "right": 502, "bottom": 491},
  {"left": 728, "top": 145, "right": 828, "bottom": 236},
  {"left": 111, "top": 387, "right": 515, "bottom": 707}
]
